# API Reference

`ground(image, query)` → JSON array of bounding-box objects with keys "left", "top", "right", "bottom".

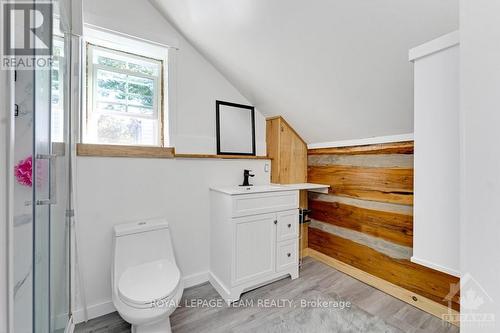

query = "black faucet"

[{"left": 240, "top": 169, "right": 255, "bottom": 187}]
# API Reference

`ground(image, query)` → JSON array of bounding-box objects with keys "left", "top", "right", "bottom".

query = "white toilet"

[{"left": 112, "top": 218, "right": 183, "bottom": 333}]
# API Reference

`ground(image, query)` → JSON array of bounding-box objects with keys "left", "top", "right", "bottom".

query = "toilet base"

[{"left": 131, "top": 317, "right": 171, "bottom": 333}]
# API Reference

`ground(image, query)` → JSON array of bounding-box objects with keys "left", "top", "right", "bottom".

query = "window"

[{"left": 85, "top": 43, "right": 164, "bottom": 146}]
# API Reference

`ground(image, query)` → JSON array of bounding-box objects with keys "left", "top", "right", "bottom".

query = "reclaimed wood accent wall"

[{"left": 307, "top": 141, "right": 460, "bottom": 311}]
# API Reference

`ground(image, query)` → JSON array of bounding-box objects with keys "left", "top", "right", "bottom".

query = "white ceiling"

[{"left": 151, "top": 0, "right": 458, "bottom": 144}]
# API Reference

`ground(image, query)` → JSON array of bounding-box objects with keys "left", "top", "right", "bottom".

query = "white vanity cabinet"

[{"left": 209, "top": 187, "right": 300, "bottom": 303}]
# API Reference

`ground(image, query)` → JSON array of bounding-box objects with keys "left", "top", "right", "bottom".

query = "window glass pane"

[
  {"left": 95, "top": 69, "right": 155, "bottom": 114},
  {"left": 127, "top": 62, "right": 158, "bottom": 76},
  {"left": 97, "top": 55, "right": 127, "bottom": 69},
  {"left": 127, "top": 106, "right": 154, "bottom": 116},
  {"left": 93, "top": 48, "right": 160, "bottom": 77},
  {"left": 96, "top": 102, "right": 126, "bottom": 113},
  {"left": 127, "top": 94, "right": 153, "bottom": 108},
  {"left": 86, "top": 43, "right": 164, "bottom": 146},
  {"left": 96, "top": 114, "right": 158, "bottom": 146},
  {"left": 128, "top": 76, "right": 154, "bottom": 108},
  {"left": 96, "top": 69, "right": 127, "bottom": 99}
]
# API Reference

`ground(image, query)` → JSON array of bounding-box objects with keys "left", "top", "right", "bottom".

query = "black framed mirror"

[{"left": 216, "top": 100, "right": 256, "bottom": 155}]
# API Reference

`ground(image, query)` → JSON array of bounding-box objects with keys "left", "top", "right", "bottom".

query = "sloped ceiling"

[{"left": 151, "top": 0, "right": 458, "bottom": 144}]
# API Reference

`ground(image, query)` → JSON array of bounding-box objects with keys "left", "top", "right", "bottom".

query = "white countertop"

[{"left": 210, "top": 183, "right": 329, "bottom": 195}]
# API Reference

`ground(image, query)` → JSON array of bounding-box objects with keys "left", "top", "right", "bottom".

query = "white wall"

[
  {"left": 411, "top": 37, "right": 460, "bottom": 277},
  {"left": 460, "top": 0, "right": 500, "bottom": 330},
  {"left": 75, "top": 0, "right": 269, "bottom": 321}
]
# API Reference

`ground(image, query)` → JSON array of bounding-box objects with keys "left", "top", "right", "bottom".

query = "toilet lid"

[{"left": 118, "top": 259, "right": 180, "bottom": 306}]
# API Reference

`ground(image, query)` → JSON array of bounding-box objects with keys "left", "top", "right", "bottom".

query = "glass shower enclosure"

[{"left": 12, "top": 1, "right": 77, "bottom": 331}]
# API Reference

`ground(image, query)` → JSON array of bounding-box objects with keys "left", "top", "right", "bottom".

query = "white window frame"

[{"left": 82, "top": 27, "right": 170, "bottom": 147}]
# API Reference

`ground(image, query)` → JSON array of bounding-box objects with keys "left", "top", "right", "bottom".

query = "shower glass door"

[
  {"left": 17, "top": 1, "right": 71, "bottom": 332},
  {"left": 12, "top": 0, "right": 76, "bottom": 330}
]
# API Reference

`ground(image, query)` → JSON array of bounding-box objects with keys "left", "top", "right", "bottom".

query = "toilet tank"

[{"left": 112, "top": 218, "right": 176, "bottom": 280}]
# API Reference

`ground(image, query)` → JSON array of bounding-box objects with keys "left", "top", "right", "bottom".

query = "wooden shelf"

[
  {"left": 77, "top": 144, "right": 175, "bottom": 158},
  {"left": 174, "top": 154, "right": 270, "bottom": 160},
  {"left": 77, "top": 144, "right": 270, "bottom": 160}
]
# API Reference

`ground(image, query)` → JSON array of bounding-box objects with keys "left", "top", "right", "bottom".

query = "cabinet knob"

[
  {"left": 287, "top": 253, "right": 291, "bottom": 257},
  {"left": 274, "top": 220, "right": 277, "bottom": 225},
  {"left": 287, "top": 224, "right": 291, "bottom": 228}
]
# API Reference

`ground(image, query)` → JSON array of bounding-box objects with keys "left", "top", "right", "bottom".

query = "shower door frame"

[{"left": 1, "top": 58, "right": 16, "bottom": 333}]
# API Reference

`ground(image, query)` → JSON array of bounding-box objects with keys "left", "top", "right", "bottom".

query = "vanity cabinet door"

[
  {"left": 233, "top": 214, "right": 276, "bottom": 285},
  {"left": 276, "top": 209, "right": 299, "bottom": 242},
  {"left": 276, "top": 239, "right": 298, "bottom": 272}
]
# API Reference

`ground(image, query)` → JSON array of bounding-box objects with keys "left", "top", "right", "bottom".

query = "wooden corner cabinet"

[
  {"left": 266, "top": 116, "right": 309, "bottom": 256},
  {"left": 266, "top": 116, "right": 308, "bottom": 186}
]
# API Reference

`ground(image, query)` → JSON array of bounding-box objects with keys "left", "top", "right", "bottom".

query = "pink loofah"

[{"left": 15, "top": 156, "right": 32, "bottom": 187}]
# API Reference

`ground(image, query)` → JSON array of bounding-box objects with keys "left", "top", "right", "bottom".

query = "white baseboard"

[
  {"left": 183, "top": 271, "right": 209, "bottom": 288},
  {"left": 411, "top": 256, "right": 460, "bottom": 277},
  {"left": 73, "top": 271, "right": 210, "bottom": 324},
  {"left": 73, "top": 300, "right": 116, "bottom": 324},
  {"left": 208, "top": 272, "right": 231, "bottom": 301},
  {"left": 308, "top": 133, "right": 414, "bottom": 149}
]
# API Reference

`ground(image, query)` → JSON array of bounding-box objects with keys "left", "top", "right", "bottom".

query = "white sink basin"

[
  {"left": 210, "top": 185, "right": 290, "bottom": 195},
  {"left": 238, "top": 185, "right": 286, "bottom": 192}
]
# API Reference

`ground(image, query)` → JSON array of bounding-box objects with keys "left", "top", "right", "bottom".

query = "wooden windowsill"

[
  {"left": 77, "top": 143, "right": 175, "bottom": 158},
  {"left": 76, "top": 143, "right": 270, "bottom": 160}
]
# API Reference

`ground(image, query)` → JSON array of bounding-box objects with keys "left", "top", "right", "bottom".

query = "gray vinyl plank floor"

[{"left": 75, "top": 257, "right": 459, "bottom": 333}]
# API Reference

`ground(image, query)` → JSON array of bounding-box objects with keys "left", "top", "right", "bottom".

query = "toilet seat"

[{"left": 118, "top": 259, "right": 181, "bottom": 309}]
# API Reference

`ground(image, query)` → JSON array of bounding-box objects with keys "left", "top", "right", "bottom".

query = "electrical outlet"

[{"left": 264, "top": 163, "right": 270, "bottom": 173}]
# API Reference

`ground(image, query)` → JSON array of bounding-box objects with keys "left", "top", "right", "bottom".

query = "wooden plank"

[
  {"left": 77, "top": 143, "right": 175, "bottom": 158},
  {"left": 266, "top": 118, "right": 281, "bottom": 183},
  {"left": 308, "top": 228, "right": 460, "bottom": 311},
  {"left": 300, "top": 223, "right": 308, "bottom": 258},
  {"left": 267, "top": 116, "right": 307, "bottom": 146},
  {"left": 309, "top": 199, "right": 413, "bottom": 247},
  {"left": 306, "top": 249, "right": 459, "bottom": 327},
  {"left": 308, "top": 141, "right": 414, "bottom": 155},
  {"left": 266, "top": 116, "right": 308, "bottom": 184},
  {"left": 299, "top": 190, "right": 309, "bottom": 256},
  {"left": 278, "top": 119, "right": 308, "bottom": 184},
  {"left": 299, "top": 190, "right": 308, "bottom": 208},
  {"left": 307, "top": 165, "right": 413, "bottom": 205},
  {"left": 308, "top": 154, "right": 414, "bottom": 168},
  {"left": 174, "top": 154, "right": 270, "bottom": 160}
]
